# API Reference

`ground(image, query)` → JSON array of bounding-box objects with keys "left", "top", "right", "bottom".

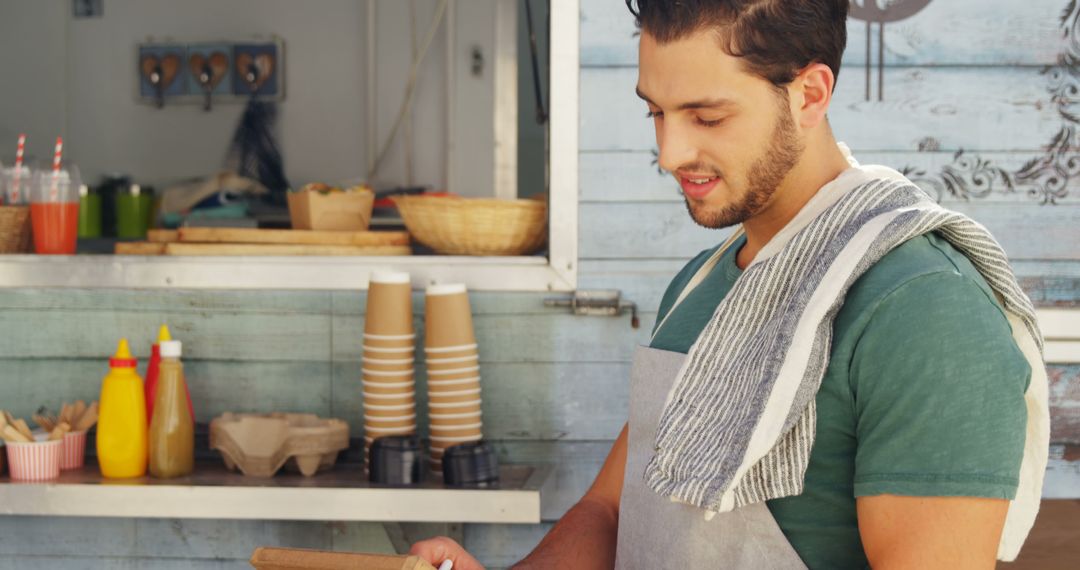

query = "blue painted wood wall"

[{"left": 0, "top": 1, "right": 1078, "bottom": 567}]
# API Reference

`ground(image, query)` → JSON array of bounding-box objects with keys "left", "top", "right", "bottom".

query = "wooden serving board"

[
  {"left": 114, "top": 242, "right": 168, "bottom": 255},
  {"left": 147, "top": 229, "right": 179, "bottom": 243},
  {"left": 177, "top": 227, "right": 409, "bottom": 247},
  {"left": 163, "top": 243, "right": 411, "bottom": 256}
]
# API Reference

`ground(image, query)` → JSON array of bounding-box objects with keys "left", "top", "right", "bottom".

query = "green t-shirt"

[{"left": 650, "top": 232, "right": 1030, "bottom": 570}]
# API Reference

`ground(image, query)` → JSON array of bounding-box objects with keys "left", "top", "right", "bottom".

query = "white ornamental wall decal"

[{"left": 645, "top": 1, "right": 1077, "bottom": 204}]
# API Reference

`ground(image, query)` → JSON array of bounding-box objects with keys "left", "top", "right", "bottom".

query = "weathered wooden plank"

[
  {"left": 0, "top": 516, "right": 333, "bottom": 559},
  {"left": 463, "top": 523, "right": 553, "bottom": 569},
  {"left": 0, "top": 557, "right": 244, "bottom": 570},
  {"left": 1049, "top": 365, "right": 1080, "bottom": 444},
  {"left": 581, "top": 66, "right": 1063, "bottom": 153},
  {"left": 332, "top": 314, "right": 653, "bottom": 364},
  {"left": 331, "top": 361, "right": 630, "bottom": 440},
  {"left": 0, "top": 309, "right": 331, "bottom": 361},
  {"left": 579, "top": 201, "right": 1080, "bottom": 261},
  {"left": 0, "top": 289, "right": 331, "bottom": 314},
  {"left": 580, "top": 150, "right": 1080, "bottom": 205},
  {"left": 580, "top": 0, "right": 1066, "bottom": 68},
  {"left": 1043, "top": 445, "right": 1080, "bottom": 498},
  {"left": 0, "top": 359, "right": 332, "bottom": 423}
]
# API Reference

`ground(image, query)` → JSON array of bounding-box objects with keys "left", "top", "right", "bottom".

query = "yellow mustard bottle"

[
  {"left": 97, "top": 338, "right": 148, "bottom": 478},
  {"left": 148, "top": 340, "right": 194, "bottom": 478}
]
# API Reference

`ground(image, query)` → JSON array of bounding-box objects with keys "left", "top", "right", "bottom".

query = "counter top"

[{"left": 0, "top": 462, "right": 548, "bottom": 523}]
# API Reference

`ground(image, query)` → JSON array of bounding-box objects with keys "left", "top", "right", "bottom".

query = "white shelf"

[
  {"left": 0, "top": 462, "right": 548, "bottom": 524},
  {"left": 0, "top": 254, "right": 574, "bottom": 292}
]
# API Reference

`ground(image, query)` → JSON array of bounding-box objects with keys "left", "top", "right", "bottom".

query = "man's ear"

[{"left": 791, "top": 63, "right": 835, "bottom": 130}]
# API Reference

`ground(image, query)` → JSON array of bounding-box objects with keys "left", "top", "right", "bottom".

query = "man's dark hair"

[{"left": 626, "top": 0, "right": 849, "bottom": 90}]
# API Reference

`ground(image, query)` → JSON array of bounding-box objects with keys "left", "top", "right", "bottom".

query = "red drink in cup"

[
  {"left": 31, "top": 201, "right": 79, "bottom": 254},
  {"left": 31, "top": 147, "right": 80, "bottom": 255}
]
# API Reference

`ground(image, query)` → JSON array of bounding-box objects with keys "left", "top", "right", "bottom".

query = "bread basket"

[{"left": 391, "top": 195, "right": 547, "bottom": 256}]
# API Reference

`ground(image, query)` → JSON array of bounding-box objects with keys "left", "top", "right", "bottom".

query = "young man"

[{"left": 413, "top": 1, "right": 1047, "bottom": 568}]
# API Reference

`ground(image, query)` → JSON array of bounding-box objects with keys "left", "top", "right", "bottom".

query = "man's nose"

[{"left": 656, "top": 120, "right": 697, "bottom": 175}]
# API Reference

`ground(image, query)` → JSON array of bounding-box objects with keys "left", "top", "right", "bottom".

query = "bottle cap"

[
  {"left": 160, "top": 340, "right": 182, "bottom": 358},
  {"left": 157, "top": 324, "right": 172, "bottom": 343},
  {"left": 109, "top": 338, "right": 137, "bottom": 368}
]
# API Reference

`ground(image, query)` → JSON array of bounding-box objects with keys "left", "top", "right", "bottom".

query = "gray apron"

[{"left": 614, "top": 345, "right": 807, "bottom": 569}]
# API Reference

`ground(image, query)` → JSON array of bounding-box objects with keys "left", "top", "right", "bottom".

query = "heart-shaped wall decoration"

[
  {"left": 141, "top": 54, "right": 180, "bottom": 89},
  {"left": 236, "top": 52, "right": 275, "bottom": 91},
  {"left": 189, "top": 51, "right": 229, "bottom": 90}
]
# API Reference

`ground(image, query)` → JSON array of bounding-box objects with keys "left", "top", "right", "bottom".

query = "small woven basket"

[
  {"left": 391, "top": 196, "right": 547, "bottom": 256},
  {"left": 0, "top": 206, "right": 33, "bottom": 253}
]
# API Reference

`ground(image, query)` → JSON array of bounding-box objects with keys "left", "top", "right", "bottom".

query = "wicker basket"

[
  {"left": 0, "top": 206, "right": 33, "bottom": 253},
  {"left": 391, "top": 196, "right": 547, "bottom": 256}
]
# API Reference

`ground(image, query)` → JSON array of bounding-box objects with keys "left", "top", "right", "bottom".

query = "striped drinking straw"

[
  {"left": 50, "top": 136, "right": 63, "bottom": 201},
  {"left": 12, "top": 133, "right": 26, "bottom": 203}
]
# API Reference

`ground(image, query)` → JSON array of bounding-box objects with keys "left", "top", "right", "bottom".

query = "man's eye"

[
  {"left": 646, "top": 110, "right": 663, "bottom": 119},
  {"left": 696, "top": 117, "right": 724, "bottom": 127}
]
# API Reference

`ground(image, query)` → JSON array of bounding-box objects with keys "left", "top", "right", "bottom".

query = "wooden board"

[
  {"left": 163, "top": 243, "right": 412, "bottom": 257},
  {"left": 178, "top": 228, "right": 410, "bottom": 247},
  {"left": 114, "top": 242, "right": 167, "bottom": 255},
  {"left": 146, "top": 229, "right": 179, "bottom": 243}
]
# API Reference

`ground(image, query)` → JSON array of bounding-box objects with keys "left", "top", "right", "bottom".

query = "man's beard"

[{"left": 684, "top": 100, "right": 804, "bottom": 230}]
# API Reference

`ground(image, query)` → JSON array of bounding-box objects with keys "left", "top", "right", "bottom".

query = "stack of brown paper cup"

[
  {"left": 424, "top": 284, "right": 483, "bottom": 473},
  {"left": 362, "top": 272, "right": 417, "bottom": 465}
]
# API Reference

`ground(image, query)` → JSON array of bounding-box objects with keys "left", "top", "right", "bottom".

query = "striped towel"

[{"left": 645, "top": 154, "right": 1049, "bottom": 561}]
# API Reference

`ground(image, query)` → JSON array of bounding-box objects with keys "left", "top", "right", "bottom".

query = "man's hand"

[
  {"left": 858, "top": 494, "right": 1009, "bottom": 569},
  {"left": 410, "top": 536, "right": 486, "bottom": 570}
]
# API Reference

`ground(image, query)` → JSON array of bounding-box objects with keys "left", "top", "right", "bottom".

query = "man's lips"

[{"left": 678, "top": 174, "right": 721, "bottom": 200}]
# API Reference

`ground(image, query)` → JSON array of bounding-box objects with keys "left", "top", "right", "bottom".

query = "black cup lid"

[{"left": 370, "top": 435, "right": 421, "bottom": 452}]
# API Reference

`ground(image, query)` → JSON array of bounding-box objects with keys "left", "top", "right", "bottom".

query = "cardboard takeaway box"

[
  {"left": 287, "top": 188, "right": 375, "bottom": 231},
  {"left": 250, "top": 548, "right": 437, "bottom": 570}
]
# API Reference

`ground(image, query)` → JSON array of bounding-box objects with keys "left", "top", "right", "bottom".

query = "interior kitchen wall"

[{"left": 0, "top": 0, "right": 513, "bottom": 197}]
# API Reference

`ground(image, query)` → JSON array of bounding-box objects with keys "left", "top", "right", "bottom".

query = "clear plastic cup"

[
  {"left": 1, "top": 166, "right": 34, "bottom": 206},
  {"left": 31, "top": 167, "right": 81, "bottom": 255}
]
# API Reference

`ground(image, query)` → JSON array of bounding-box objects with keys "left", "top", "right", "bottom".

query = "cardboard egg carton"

[{"left": 209, "top": 413, "right": 349, "bottom": 477}]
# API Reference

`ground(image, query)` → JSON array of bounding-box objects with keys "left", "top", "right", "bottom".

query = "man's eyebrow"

[{"left": 635, "top": 87, "right": 738, "bottom": 111}]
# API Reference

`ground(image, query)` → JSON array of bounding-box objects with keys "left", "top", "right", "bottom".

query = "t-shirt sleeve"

[{"left": 849, "top": 271, "right": 1030, "bottom": 499}]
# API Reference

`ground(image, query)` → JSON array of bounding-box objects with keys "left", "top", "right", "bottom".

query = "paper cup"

[
  {"left": 424, "top": 284, "right": 477, "bottom": 348},
  {"left": 365, "top": 275, "right": 414, "bottom": 336},
  {"left": 426, "top": 354, "right": 478, "bottom": 364},
  {"left": 364, "top": 413, "right": 417, "bottom": 427},
  {"left": 362, "top": 369, "right": 414, "bottom": 380},
  {"left": 362, "top": 356, "right": 415, "bottom": 372},
  {"left": 362, "top": 391, "right": 416, "bottom": 405},
  {"left": 364, "top": 403, "right": 417, "bottom": 418},
  {"left": 426, "top": 366, "right": 481, "bottom": 381},
  {"left": 6, "top": 439, "right": 62, "bottom": 481},
  {"left": 60, "top": 430, "right": 87, "bottom": 470},
  {"left": 429, "top": 408, "right": 483, "bottom": 425},
  {"left": 362, "top": 366, "right": 416, "bottom": 378},
  {"left": 361, "top": 379, "right": 416, "bottom": 395},
  {"left": 430, "top": 425, "right": 483, "bottom": 440},
  {"left": 431, "top": 433, "right": 483, "bottom": 446},
  {"left": 426, "top": 358, "right": 479, "bottom": 374},
  {"left": 429, "top": 389, "right": 482, "bottom": 404},
  {"left": 427, "top": 365, "right": 479, "bottom": 379},
  {"left": 427, "top": 375, "right": 481, "bottom": 389},
  {"left": 424, "top": 344, "right": 478, "bottom": 358},
  {"left": 428, "top": 380, "right": 481, "bottom": 394},
  {"left": 429, "top": 399, "right": 482, "bottom": 411},
  {"left": 365, "top": 424, "right": 417, "bottom": 437},
  {"left": 363, "top": 335, "right": 416, "bottom": 350}
]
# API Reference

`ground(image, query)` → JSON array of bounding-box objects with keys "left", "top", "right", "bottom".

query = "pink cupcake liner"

[
  {"left": 60, "top": 430, "right": 87, "bottom": 470},
  {"left": 7, "top": 439, "right": 62, "bottom": 482}
]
